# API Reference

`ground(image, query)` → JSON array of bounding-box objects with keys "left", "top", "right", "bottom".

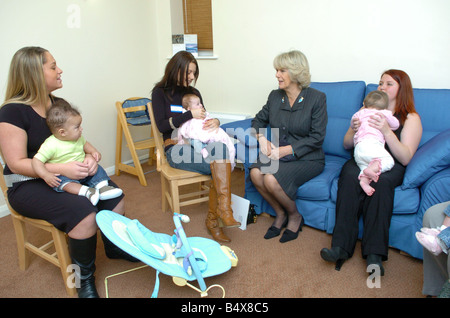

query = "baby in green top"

[{"left": 32, "top": 100, "right": 122, "bottom": 205}]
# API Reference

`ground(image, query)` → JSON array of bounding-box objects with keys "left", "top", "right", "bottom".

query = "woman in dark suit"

[{"left": 250, "top": 50, "right": 327, "bottom": 243}]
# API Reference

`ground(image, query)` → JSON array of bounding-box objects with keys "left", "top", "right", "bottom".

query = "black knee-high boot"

[
  {"left": 101, "top": 232, "right": 140, "bottom": 262},
  {"left": 68, "top": 234, "right": 99, "bottom": 298}
]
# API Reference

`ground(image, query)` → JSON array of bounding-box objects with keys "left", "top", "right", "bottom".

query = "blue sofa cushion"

[
  {"left": 412, "top": 88, "right": 450, "bottom": 146},
  {"left": 366, "top": 84, "right": 450, "bottom": 146},
  {"left": 402, "top": 129, "right": 450, "bottom": 189},
  {"left": 323, "top": 118, "right": 353, "bottom": 159},
  {"left": 393, "top": 187, "right": 420, "bottom": 214},
  {"left": 310, "top": 81, "right": 366, "bottom": 159},
  {"left": 296, "top": 155, "right": 347, "bottom": 201}
]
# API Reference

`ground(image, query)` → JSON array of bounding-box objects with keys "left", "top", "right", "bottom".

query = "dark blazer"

[{"left": 251, "top": 87, "right": 327, "bottom": 161}]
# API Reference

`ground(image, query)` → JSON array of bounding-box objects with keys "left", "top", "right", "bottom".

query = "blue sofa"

[{"left": 221, "top": 81, "right": 450, "bottom": 259}]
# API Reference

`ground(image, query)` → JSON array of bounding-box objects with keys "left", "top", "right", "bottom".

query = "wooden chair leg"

[
  {"left": 11, "top": 217, "right": 30, "bottom": 270},
  {"left": 170, "top": 181, "right": 181, "bottom": 213},
  {"left": 161, "top": 177, "right": 168, "bottom": 212},
  {"left": 129, "top": 142, "right": 147, "bottom": 187},
  {"left": 115, "top": 114, "right": 123, "bottom": 176},
  {"left": 147, "top": 128, "right": 155, "bottom": 166},
  {"left": 51, "top": 227, "right": 77, "bottom": 296}
]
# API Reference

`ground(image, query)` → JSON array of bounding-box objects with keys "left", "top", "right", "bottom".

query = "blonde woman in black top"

[{"left": 0, "top": 47, "right": 134, "bottom": 298}]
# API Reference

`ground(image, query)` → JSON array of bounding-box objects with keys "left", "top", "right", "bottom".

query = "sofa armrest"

[
  {"left": 401, "top": 128, "right": 450, "bottom": 189},
  {"left": 416, "top": 167, "right": 450, "bottom": 224},
  {"left": 221, "top": 118, "right": 259, "bottom": 165},
  {"left": 221, "top": 118, "right": 257, "bottom": 147}
]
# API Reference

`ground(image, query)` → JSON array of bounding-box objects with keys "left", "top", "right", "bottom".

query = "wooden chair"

[
  {"left": 115, "top": 97, "right": 156, "bottom": 186},
  {"left": 0, "top": 161, "right": 76, "bottom": 296},
  {"left": 148, "top": 102, "right": 211, "bottom": 213}
]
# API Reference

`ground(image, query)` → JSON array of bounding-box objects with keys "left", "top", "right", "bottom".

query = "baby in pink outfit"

[
  {"left": 352, "top": 90, "right": 399, "bottom": 196},
  {"left": 177, "top": 94, "right": 236, "bottom": 169}
]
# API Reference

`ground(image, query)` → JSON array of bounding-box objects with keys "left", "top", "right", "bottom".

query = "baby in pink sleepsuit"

[
  {"left": 352, "top": 90, "right": 400, "bottom": 196},
  {"left": 177, "top": 94, "right": 236, "bottom": 169}
]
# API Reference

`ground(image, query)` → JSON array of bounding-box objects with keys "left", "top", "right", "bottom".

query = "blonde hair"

[
  {"left": 273, "top": 50, "right": 311, "bottom": 89},
  {"left": 2, "top": 46, "right": 51, "bottom": 108}
]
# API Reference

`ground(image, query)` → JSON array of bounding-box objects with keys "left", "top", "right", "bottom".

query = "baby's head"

[
  {"left": 182, "top": 93, "right": 203, "bottom": 111},
  {"left": 46, "top": 100, "right": 83, "bottom": 141},
  {"left": 363, "top": 90, "right": 389, "bottom": 110}
]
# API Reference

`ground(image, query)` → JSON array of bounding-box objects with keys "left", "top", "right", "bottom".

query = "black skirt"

[
  {"left": 250, "top": 155, "right": 324, "bottom": 200},
  {"left": 7, "top": 178, "right": 124, "bottom": 233}
]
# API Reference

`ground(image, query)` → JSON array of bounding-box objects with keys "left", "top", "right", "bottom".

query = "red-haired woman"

[{"left": 321, "top": 70, "right": 423, "bottom": 275}]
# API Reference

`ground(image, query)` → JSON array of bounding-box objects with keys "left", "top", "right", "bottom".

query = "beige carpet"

[{"left": 0, "top": 164, "right": 424, "bottom": 299}]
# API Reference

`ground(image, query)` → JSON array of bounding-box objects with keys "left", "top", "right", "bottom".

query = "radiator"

[{"left": 208, "top": 112, "right": 251, "bottom": 125}]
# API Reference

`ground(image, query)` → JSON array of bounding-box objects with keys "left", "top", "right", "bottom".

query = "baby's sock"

[{"left": 95, "top": 180, "right": 108, "bottom": 189}]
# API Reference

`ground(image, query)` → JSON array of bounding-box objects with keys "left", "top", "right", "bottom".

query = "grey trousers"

[{"left": 422, "top": 201, "right": 450, "bottom": 296}]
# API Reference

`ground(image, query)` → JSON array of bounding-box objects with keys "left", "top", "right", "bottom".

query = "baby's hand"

[
  {"left": 44, "top": 174, "right": 61, "bottom": 188},
  {"left": 91, "top": 151, "right": 101, "bottom": 162}
]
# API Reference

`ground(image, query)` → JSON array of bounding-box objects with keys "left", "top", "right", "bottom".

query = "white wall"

[
  {"left": 1, "top": 0, "right": 449, "bottom": 213},
  {"left": 0, "top": 0, "right": 167, "bottom": 211},
  {"left": 196, "top": 0, "right": 450, "bottom": 116},
  {"left": 170, "top": 0, "right": 185, "bottom": 34},
  {"left": 0, "top": 0, "right": 163, "bottom": 162}
]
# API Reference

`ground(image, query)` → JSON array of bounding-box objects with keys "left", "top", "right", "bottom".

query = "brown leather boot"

[
  {"left": 210, "top": 161, "right": 241, "bottom": 228},
  {"left": 205, "top": 184, "right": 231, "bottom": 242}
]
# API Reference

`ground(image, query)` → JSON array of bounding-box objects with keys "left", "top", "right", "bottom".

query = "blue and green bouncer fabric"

[{"left": 96, "top": 210, "right": 237, "bottom": 297}]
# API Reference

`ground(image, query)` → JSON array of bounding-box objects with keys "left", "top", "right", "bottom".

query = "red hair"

[{"left": 382, "top": 69, "right": 417, "bottom": 125}]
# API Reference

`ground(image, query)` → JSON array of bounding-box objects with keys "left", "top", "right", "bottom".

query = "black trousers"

[{"left": 331, "top": 158, "right": 405, "bottom": 260}]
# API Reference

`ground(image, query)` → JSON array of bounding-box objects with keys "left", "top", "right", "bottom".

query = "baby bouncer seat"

[{"left": 96, "top": 210, "right": 238, "bottom": 297}]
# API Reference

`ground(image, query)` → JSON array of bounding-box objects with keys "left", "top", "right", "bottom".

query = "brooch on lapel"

[{"left": 282, "top": 96, "right": 304, "bottom": 103}]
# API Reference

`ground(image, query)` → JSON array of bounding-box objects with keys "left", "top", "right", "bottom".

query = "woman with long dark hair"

[{"left": 151, "top": 51, "right": 240, "bottom": 242}]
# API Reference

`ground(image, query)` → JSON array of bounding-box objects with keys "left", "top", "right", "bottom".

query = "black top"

[
  {"left": 0, "top": 100, "right": 60, "bottom": 175},
  {"left": 151, "top": 86, "right": 204, "bottom": 145}
]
